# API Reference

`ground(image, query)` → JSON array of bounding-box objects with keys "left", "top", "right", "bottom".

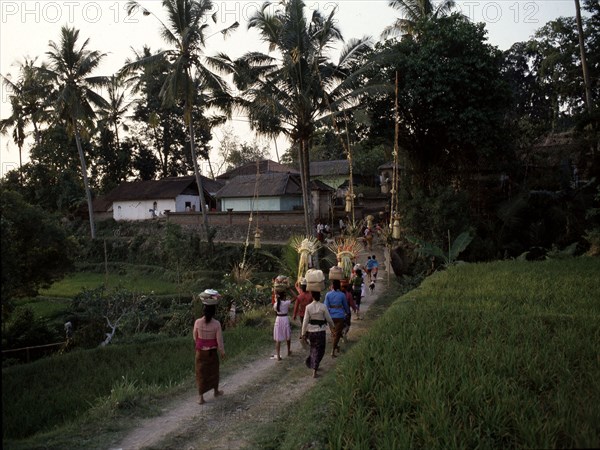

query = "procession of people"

[{"left": 193, "top": 221, "right": 384, "bottom": 403}]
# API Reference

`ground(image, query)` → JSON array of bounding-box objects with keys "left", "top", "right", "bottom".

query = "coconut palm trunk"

[
  {"left": 298, "top": 139, "right": 314, "bottom": 235},
  {"left": 187, "top": 112, "right": 210, "bottom": 238},
  {"left": 73, "top": 119, "right": 96, "bottom": 239},
  {"left": 574, "top": 0, "right": 593, "bottom": 115}
]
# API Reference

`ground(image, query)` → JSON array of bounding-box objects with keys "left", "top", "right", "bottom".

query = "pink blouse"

[{"left": 193, "top": 317, "right": 224, "bottom": 352}]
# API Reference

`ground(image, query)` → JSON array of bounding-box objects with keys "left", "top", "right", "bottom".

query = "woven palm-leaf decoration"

[
  {"left": 326, "top": 237, "right": 363, "bottom": 279},
  {"left": 290, "top": 235, "right": 321, "bottom": 284}
]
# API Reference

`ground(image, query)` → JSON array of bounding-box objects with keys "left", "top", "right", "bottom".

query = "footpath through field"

[{"left": 111, "top": 244, "right": 391, "bottom": 450}]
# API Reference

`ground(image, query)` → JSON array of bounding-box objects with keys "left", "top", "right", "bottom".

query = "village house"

[
  {"left": 215, "top": 172, "right": 334, "bottom": 219},
  {"left": 96, "top": 175, "right": 223, "bottom": 221}
]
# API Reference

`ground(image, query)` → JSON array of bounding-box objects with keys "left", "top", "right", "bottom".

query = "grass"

[
  {"left": 13, "top": 296, "right": 72, "bottom": 321},
  {"left": 2, "top": 308, "right": 274, "bottom": 449},
  {"left": 275, "top": 257, "right": 600, "bottom": 449},
  {"left": 38, "top": 271, "right": 179, "bottom": 297},
  {"left": 5, "top": 257, "right": 599, "bottom": 449}
]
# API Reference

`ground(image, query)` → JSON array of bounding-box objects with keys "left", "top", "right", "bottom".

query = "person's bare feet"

[
  {"left": 312, "top": 370, "right": 318, "bottom": 378},
  {"left": 214, "top": 390, "right": 224, "bottom": 397},
  {"left": 197, "top": 397, "right": 205, "bottom": 405}
]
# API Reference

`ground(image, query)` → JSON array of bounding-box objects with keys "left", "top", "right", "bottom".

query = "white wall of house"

[
  {"left": 175, "top": 194, "right": 201, "bottom": 212},
  {"left": 312, "top": 191, "right": 331, "bottom": 221},
  {"left": 221, "top": 196, "right": 302, "bottom": 212},
  {"left": 113, "top": 199, "right": 176, "bottom": 221},
  {"left": 113, "top": 195, "right": 201, "bottom": 221}
]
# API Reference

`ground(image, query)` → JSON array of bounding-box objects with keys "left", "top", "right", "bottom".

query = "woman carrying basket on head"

[{"left": 193, "top": 289, "right": 225, "bottom": 405}]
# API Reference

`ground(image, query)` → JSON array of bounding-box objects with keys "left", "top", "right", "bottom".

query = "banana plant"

[{"left": 407, "top": 230, "right": 473, "bottom": 266}]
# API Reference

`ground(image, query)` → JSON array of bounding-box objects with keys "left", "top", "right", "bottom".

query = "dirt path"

[{"left": 110, "top": 247, "right": 389, "bottom": 450}]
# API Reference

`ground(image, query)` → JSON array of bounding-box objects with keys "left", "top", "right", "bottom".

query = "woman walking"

[
  {"left": 351, "top": 269, "right": 365, "bottom": 320},
  {"left": 324, "top": 279, "right": 350, "bottom": 358},
  {"left": 193, "top": 289, "right": 225, "bottom": 405},
  {"left": 301, "top": 291, "right": 335, "bottom": 378}
]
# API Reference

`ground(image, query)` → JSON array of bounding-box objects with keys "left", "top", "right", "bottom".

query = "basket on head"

[
  {"left": 329, "top": 265, "right": 344, "bottom": 281},
  {"left": 305, "top": 269, "right": 325, "bottom": 283},
  {"left": 199, "top": 289, "right": 221, "bottom": 305},
  {"left": 273, "top": 275, "right": 290, "bottom": 293}
]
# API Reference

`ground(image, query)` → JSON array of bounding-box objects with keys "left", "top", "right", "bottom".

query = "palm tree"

[
  {"left": 98, "top": 74, "right": 134, "bottom": 150},
  {"left": 0, "top": 58, "right": 51, "bottom": 177},
  {"left": 42, "top": 26, "right": 108, "bottom": 239},
  {"left": 574, "top": 0, "right": 593, "bottom": 115},
  {"left": 0, "top": 81, "right": 27, "bottom": 176},
  {"left": 382, "top": 0, "right": 459, "bottom": 39},
  {"left": 234, "top": 0, "right": 371, "bottom": 235},
  {"left": 122, "top": 0, "right": 238, "bottom": 242}
]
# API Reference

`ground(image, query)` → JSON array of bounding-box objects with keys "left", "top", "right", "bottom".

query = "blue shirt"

[{"left": 324, "top": 289, "right": 350, "bottom": 319}]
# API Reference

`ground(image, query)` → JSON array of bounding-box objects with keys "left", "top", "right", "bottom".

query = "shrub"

[{"left": 400, "top": 185, "right": 472, "bottom": 248}]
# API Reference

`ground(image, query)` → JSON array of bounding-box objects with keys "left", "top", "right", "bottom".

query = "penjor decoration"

[{"left": 290, "top": 235, "right": 321, "bottom": 284}]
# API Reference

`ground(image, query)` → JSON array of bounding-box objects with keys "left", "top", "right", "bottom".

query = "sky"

[{"left": 0, "top": 0, "right": 580, "bottom": 177}]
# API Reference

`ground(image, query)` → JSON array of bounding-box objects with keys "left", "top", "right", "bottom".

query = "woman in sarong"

[
  {"left": 193, "top": 290, "right": 225, "bottom": 405},
  {"left": 301, "top": 291, "right": 335, "bottom": 378}
]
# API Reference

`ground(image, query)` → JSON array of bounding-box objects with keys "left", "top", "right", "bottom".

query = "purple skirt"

[{"left": 305, "top": 330, "right": 326, "bottom": 370}]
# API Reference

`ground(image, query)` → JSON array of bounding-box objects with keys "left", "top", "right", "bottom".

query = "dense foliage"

[{"left": 0, "top": 188, "right": 75, "bottom": 302}]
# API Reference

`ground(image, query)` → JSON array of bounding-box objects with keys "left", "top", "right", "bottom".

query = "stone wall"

[{"left": 166, "top": 211, "right": 307, "bottom": 242}]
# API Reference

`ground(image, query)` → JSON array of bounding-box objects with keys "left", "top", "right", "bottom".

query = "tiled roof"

[
  {"left": 217, "top": 159, "right": 298, "bottom": 180},
  {"left": 103, "top": 175, "right": 223, "bottom": 202},
  {"left": 216, "top": 173, "right": 335, "bottom": 198},
  {"left": 216, "top": 172, "right": 301, "bottom": 198},
  {"left": 310, "top": 160, "right": 349, "bottom": 176}
]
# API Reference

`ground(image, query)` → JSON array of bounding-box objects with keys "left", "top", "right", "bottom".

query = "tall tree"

[
  {"left": 97, "top": 75, "right": 133, "bottom": 150},
  {"left": 234, "top": 0, "right": 371, "bottom": 235},
  {"left": 124, "top": 46, "right": 194, "bottom": 178},
  {"left": 365, "top": 14, "right": 512, "bottom": 190},
  {"left": 123, "top": 0, "right": 238, "bottom": 241},
  {"left": 0, "top": 58, "right": 51, "bottom": 176},
  {"left": 382, "top": 0, "right": 459, "bottom": 39},
  {"left": 42, "top": 26, "right": 108, "bottom": 239}
]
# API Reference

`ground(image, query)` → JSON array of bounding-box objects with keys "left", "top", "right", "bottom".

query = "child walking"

[{"left": 273, "top": 289, "right": 294, "bottom": 360}]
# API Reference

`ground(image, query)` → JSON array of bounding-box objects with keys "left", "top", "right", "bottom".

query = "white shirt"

[{"left": 301, "top": 301, "right": 334, "bottom": 335}]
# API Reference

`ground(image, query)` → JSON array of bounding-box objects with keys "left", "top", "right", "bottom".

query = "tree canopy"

[{"left": 0, "top": 187, "right": 75, "bottom": 304}]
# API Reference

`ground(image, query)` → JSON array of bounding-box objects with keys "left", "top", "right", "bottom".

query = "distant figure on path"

[
  {"left": 370, "top": 255, "right": 379, "bottom": 282},
  {"left": 342, "top": 284, "right": 358, "bottom": 343},
  {"left": 351, "top": 269, "right": 364, "bottom": 320}
]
